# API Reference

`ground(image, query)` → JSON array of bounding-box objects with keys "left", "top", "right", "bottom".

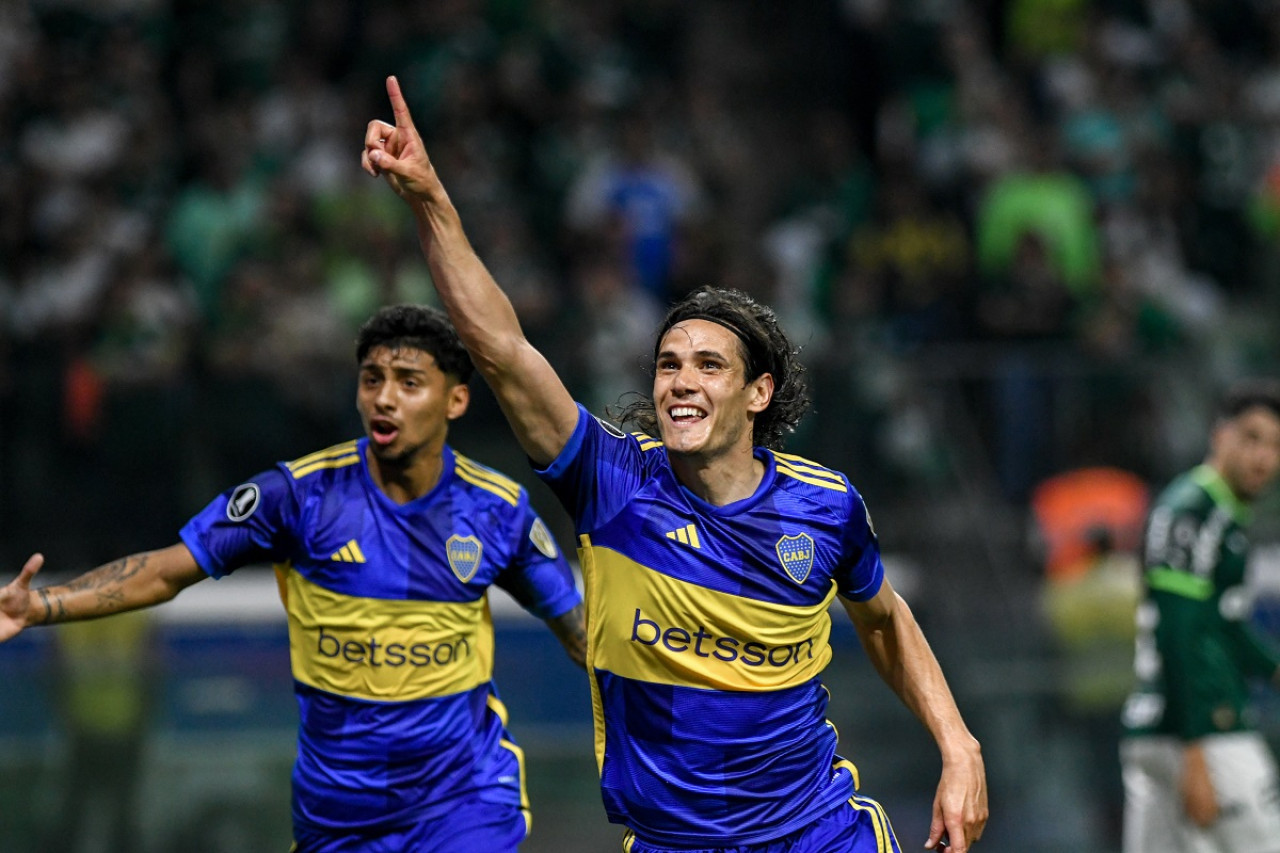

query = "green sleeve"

[{"left": 1152, "top": 588, "right": 1212, "bottom": 739}]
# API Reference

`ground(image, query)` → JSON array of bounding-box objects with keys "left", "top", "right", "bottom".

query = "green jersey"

[{"left": 1122, "top": 465, "right": 1280, "bottom": 740}]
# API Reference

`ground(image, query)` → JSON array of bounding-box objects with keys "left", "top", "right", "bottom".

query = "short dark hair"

[
  {"left": 1218, "top": 378, "right": 1280, "bottom": 422},
  {"left": 612, "top": 286, "right": 811, "bottom": 450},
  {"left": 355, "top": 304, "right": 474, "bottom": 383}
]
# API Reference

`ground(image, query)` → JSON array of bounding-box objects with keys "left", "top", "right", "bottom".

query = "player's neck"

[
  {"left": 366, "top": 446, "right": 445, "bottom": 504},
  {"left": 669, "top": 446, "right": 764, "bottom": 506}
]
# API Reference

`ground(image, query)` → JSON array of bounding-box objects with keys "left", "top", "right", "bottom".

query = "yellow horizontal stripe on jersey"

[
  {"left": 287, "top": 441, "right": 360, "bottom": 473},
  {"left": 454, "top": 456, "right": 521, "bottom": 506},
  {"left": 289, "top": 452, "right": 361, "bottom": 480},
  {"left": 773, "top": 451, "right": 846, "bottom": 485},
  {"left": 283, "top": 570, "right": 495, "bottom": 702},
  {"left": 776, "top": 462, "right": 848, "bottom": 492},
  {"left": 579, "top": 540, "right": 835, "bottom": 692}
]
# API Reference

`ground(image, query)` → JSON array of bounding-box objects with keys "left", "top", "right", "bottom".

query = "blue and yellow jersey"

[
  {"left": 179, "top": 439, "right": 580, "bottom": 833},
  {"left": 536, "top": 406, "right": 883, "bottom": 847}
]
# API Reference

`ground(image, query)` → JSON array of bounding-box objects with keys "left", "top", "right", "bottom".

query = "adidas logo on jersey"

[
  {"left": 665, "top": 524, "right": 701, "bottom": 549},
  {"left": 330, "top": 540, "right": 366, "bottom": 563}
]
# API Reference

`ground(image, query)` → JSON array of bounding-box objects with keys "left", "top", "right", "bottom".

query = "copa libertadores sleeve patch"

[
  {"left": 529, "top": 518, "right": 558, "bottom": 559},
  {"left": 226, "top": 483, "right": 262, "bottom": 522}
]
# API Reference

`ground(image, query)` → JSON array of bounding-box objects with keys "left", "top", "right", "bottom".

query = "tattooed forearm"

[
  {"left": 37, "top": 589, "right": 52, "bottom": 626},
  {"left": 548, "top": 604, "right": 588, "bottom": 670},
  {"left": 37, "top": 588, "right": 67, "bottom": 625},
  {"left": 45, "top": 554, "right": 154, "bottom": 622},
  {"left": 66, "top": 554, "right": 149, "bottom": 593}
]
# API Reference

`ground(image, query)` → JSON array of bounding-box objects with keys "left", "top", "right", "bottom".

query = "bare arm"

[
  {"left": 544, "top": 603, "right": 588, "bottom": 671},
  {"left": 362, "top": 76, "right": 579, "bottom": 467},
  {"left": 1181, "top": 741, "right": 1219, "bottom": 827},
  {"left": 843, "top": 579, "right": 988, "bottom": 853},
  {"left": 0, "top": 545, "right": 208, "bottom": 641}
]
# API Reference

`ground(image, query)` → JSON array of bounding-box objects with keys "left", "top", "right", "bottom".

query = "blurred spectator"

[
  {"left": 565, "top": 112, "right": 706, "bottom": 305},
  {"left": 1041, "top": 525, "right": 1141, "bottom": 847},
  {"left": 165, "top": 109, "right": 270, "bottom": 324},
  {"left": 572, "top": 251, "right": 662, "bottom": 416},
  {"left": 50, "top": 609, "right": 156, "bottom": 853},
  {"left": 845, "top": 169, "right": 971, "bottom": 350},
  {"left": 975, "top": 228, "right": 1081, "bottom": 501},
  {"left": 974, "top": 129, "right": 1102, "bottom": 301}
]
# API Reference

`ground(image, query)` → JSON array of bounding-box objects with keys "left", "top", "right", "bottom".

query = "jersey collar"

[
  {"left": 672, "top": 447, "right": 777, "bottom": 517},
  {"left": 1191, "top": 463, "right": 1252, "bottom": 525}
]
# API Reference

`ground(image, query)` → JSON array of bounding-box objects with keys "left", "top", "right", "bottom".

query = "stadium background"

[{"left": 3, "top": 0, "right": 1280, "bottom": 850}]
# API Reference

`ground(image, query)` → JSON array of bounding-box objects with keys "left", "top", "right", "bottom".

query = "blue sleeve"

[
  {"left": 834, "top": 488, "right": 885, "bottom": 602},
  {"left": 494, "top": 501, "right": 582, "bottom": 620},
  {"left": 533, "top": 403, "right": 647, "bottom": 532},
  {"left": 179, "top": 468, "right": 298, "bottom": 579}
]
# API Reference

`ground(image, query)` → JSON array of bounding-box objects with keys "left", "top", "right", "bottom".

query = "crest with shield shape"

[
  {"left": 775, "top": 533, "right": 815, "bottom": 584},
  {"left": 447, "top": 534, "right": 484, "bottom": 582}
]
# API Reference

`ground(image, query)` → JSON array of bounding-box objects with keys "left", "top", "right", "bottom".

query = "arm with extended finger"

[
  {"left": 362, "top": 76, "right": 578, "bottom": 467},
  {"left": 0, "top": 545, "right": 207, "bottom": 642}
]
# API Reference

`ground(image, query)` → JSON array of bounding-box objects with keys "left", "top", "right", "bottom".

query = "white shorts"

[{"left": 1121, "top": 731, "right": 1280, "bottom": 853}]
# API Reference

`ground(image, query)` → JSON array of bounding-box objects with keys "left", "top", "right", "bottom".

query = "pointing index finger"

[{"left": 386, "top": 75, "right": 415, "bottom": 131}]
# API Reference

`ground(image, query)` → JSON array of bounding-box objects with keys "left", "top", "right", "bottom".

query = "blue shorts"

[
  {"left": 291, "top": 797, "right": 529, "bottom": 853},
  {"left": 623, "top": 795, "right": 901, "bottom": 853}
]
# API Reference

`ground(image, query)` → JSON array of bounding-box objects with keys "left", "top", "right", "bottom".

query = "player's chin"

[{"left": 369, "top": 440, "right": 411, "bottom": 464}]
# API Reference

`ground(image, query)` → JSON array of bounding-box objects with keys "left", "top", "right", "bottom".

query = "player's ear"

[
  {"left": 446, "top": 381, "right": 470, "bottom": 421},
  {"left": 746, "top": 372, "right": 774, "bottom": 414}
]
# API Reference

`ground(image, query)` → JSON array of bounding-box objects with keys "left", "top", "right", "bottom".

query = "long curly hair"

[{"left": 610, "top": 287, "right": 811, "bottom": 450}]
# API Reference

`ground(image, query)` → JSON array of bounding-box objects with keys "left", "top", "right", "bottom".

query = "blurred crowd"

[{"left": 4, "top": 0, "right": 1280, "bottom": 567}]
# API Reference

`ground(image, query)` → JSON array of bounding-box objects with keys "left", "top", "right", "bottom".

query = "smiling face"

[
  {"left": 356, "top": 345, "right": 469, "bottom": 468},
  {"left": 652, "top": 319, "right": 773, "bottom": 460},
  {"left": 1210, "top": 405, "right": 1280, "bottom": 502}
]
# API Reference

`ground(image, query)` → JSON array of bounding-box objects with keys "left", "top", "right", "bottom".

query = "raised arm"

[
  {"left": 362, "top": 76, "right": 579, "bottom": 467},
  {"left": 0, "top": 545, "right": 208, "bottom": 641},
  {"left": 842, "top": 580, "right": 988, "bottom": 853}
]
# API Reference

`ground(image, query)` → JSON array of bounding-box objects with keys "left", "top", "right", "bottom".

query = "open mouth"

[
  {"left": 370, "top": 419, "right": 400, "bottom": 446},
  {"left": 669, "top": 405, "right": 707, "bottom": 424}
]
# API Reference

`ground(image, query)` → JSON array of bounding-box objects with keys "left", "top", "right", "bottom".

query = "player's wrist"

[{"left": 938, "top": 731, "right": 982, "bottom": 765}]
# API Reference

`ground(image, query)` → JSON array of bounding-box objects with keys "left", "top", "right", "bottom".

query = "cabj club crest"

[
  {"left": 446, "top": 534, "right": 483, "bottom": 582},
  {"left": 775, "top": 533, "right": 815, "bottom": 584}
]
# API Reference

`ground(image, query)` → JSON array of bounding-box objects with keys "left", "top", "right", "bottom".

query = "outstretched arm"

[
  {"left": 545, "top": 603, "right": 588, "bottom": 670},
  {"left": 0, "top": 545, "right": 208, "bottom": 641},
  {"left": 362, "top": 76, "right": 579, "bottom": 467},
  {"left": 843, "top": 580, "right": 988, "bottom": 853}
]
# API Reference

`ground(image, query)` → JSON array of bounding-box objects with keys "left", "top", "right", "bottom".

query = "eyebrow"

[
  {"left": 360, "top": 362, "right": 431, "bottom": 377},
  {"left": 657, "top": 348, "right": 731, "bottom": 361}
]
